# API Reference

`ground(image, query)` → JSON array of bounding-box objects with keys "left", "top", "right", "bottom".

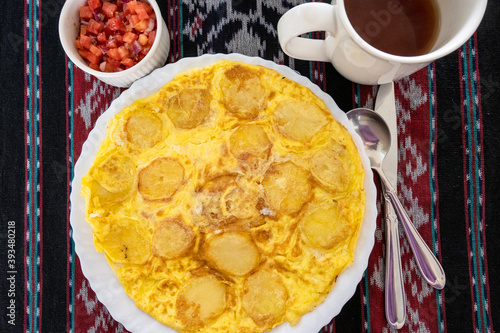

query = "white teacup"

[{"left": 278, "top": 0, "right": 487, "bottom": 85}]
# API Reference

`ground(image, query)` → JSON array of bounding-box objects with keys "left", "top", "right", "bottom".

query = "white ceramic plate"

[{"left": 70, "top": 53, "right": 377, "bottom": 333}]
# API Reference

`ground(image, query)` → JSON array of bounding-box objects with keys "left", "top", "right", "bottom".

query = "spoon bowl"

[{"left": 346, "top": 108, "right": 391, "bottom": 173}]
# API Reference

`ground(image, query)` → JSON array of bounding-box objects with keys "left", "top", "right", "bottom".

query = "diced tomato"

[
  {"left": 121, "top": 58, "right": 137, "bottom": 68},
  {"left": 117, "top": 45, "right": 130, "bottom": 59},
  {"left": 79, "top": 35, "right": 93, "bottom": 49},
  {"left": 122, "top": 31, "right": 138, "bottom": 43},
  {"left": 102, "top": 1, "right": 117, "bottom": 18},
  {"left": 87, "top": 19, "right": 104, "bottom": 35},
  {"left": 103, "top": 25, "right": 114, "bottom": 37},
  {"left": 114, "top": 33, "right": 124, "bottom": 44},
  {"left": 123, "top": 3, "right": 131, "bottom": 16},
  {"left": 106, "top": 57, "right": 121, "bottom": 68},
  {"left": 78, "top": 49, "right": 88, "bottom": 58},
  {"left": 75, "top": 0, "right": 157, "bottom": 72},
  {"left": 89, "top": 44, "right": 103, "bottom": 57},
  {"left": 140, "top": 45, "right": 151, "bottom": 55},
  {"left": 97, "top": 32, "right": 107, "bottom": 43},
  {"left": 127, "top": 0, "right": 139, "bottom": 14},
  {"left": 106, "top": 48, "right": 121, "bottom": 60},
  {"left": 87, "top": 52, "right": 101, "bottom": 64},
  {"left": 129, "top": 14, "right": 140, "bottom": 27},
  {"left": 87, "top": 0, "right": 102, "bottom": 11},
  {"left": 78, "top": 49, "right": 89, "bottom": 59},
  {"left": 135, "top": 3, "right": 150, "bottom": 20},
  {"left": 80, "top": 25, "right": 87, "bottom": 36},
  {"left": 103, "top": 61, "right": 118, "bottom": 72},
  {"left": 78, "top": 49, "right": 101, "bottom": 65},
  {"left": 133, "top": 19, "right": 149, "bottom": 32},
  {"left": 107, "top": 17, "right": 123, "bottom": 31},
  {"left": 147, "top": 30, "right": 156, "bottom": 45},
  {"left": 106, "top": 38, "right": 119, "bottom": 49},
  {"left": 79, "top": 6, "right": 94, "bottom": 20},
  {"left": 145, "top": 3, "right": 154, "bottom": 13}
]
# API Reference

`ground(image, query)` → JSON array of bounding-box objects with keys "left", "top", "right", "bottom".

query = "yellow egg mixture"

[{"left": 81, "top": 60, "right": 366, "bottom": 333}]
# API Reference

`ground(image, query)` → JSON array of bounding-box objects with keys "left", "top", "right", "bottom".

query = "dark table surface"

[{"left": 1, "top": 0, "right": 499, "bottom": 332}]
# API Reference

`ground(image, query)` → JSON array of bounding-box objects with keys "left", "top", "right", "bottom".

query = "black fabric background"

[{"left": 1, "top": 0, "right": 499, "bottom": 332}]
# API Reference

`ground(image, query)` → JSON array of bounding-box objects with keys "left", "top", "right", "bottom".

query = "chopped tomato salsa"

[{"left": 75, "top": 0, "right": 157, "bottom": 72}]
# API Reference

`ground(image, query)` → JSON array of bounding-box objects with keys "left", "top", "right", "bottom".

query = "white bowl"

[
  {"left": 59, "top": 0, "right": 170, "bottom": 87},
  {"left": 70, "top": 53, "right": 377, "bottom": 332}
]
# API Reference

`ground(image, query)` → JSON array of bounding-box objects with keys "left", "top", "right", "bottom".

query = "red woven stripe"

[
  {"left": 401, "top": 70, "right": 441, "bottom": 332},
  {"left": 167, "top": 0, "right": 181, "bottom": 62},
  {"left": 72, "top": 70, "right": 126, "bottom": 332}
]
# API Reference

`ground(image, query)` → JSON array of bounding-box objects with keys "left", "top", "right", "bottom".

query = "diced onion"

[
  {"left": 99, "top": 44, "right": 109, "bottom": 54},
  {"left": 132, "top": 40, "right": 142, "bottom": 54},
  {"left": 145, "top": 19, "right": 155, "bottom": 32},
  {"left": 93, "top": 10, "right": 103, "bottom": 22},
  {"left": 99, "top": 61, "right": 106, "bottom": 71}
]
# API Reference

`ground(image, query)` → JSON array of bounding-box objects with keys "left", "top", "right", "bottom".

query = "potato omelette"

[{"left": 81, "top": 60, "right": 366, "bottom": 333}]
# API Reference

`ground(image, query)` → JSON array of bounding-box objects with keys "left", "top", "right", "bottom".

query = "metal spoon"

[
  {"left": 347, "top": 108, "right": 406, "bottom": 329},
  {"left": 347, "top": 108, "right": 446, "bottom": 290}
]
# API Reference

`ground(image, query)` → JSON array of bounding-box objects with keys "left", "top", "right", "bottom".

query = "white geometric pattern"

[
  {"left": 182, "top": 0, "right": 303, "bottom": 63},
  {"left": 77, "top": 279, "right": 126, "bottom": 333},
  {"left": 75, "top": 73, "right": 121, "bottom": 129}
]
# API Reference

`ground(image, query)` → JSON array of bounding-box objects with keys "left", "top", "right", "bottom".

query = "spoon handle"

[
  {"left": 382, "top": 177, "right": 446, "bottom": 289},
  {"left": 383, "top": 189, "right": 406, "bottom": 329}
]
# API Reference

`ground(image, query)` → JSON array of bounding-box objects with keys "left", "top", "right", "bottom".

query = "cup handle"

[{"left": 278, "top": 3, "right": 338, "bottom": 62}]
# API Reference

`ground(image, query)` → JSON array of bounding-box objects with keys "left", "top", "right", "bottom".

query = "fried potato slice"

[
  {"left": 95, "top": 216, "right": 151, "bottom": 264},
  {"left": 311, "top": 147, "right": 350, "bottom": 195},
  {"left": 274, "top": 99, "right": 329, "bottom": 143},
  {"left": 167, "top": 88, "right": 211, "bottom": 129},
  {"left": 92, "top": 152, "right": 136, "bottom": 194},
  {"left": 262, "top": 161, "right": 312, "bottom": 215},
  {"left": 126, "top": 109, "right": 163, "bottom": 149},
  {"left": 242, "top": 269, "right": 288, "bottom": 328},
  {"left": 221, "top": 65, "right": 266, "bottom": 120},
  {"left": 300, "top": 202, "right": 353, "bottom": 249},
  {"left": 229, "top": 123, "right": 271, "bottom": 160},
  {"left": 152, "top": 217, "right": 195, "bottom": 259},
  {"left": 176, "top": 274, "right": 226, "bottom": 327},
  {"left": 138, "top": 157, "right": 184, "bottom": 201},
  {"left": 87, "top": 181, "right": 131, "bottom": 206},
  {"left": 204, "top": 232, "right": 260, "bottom": 276}
]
